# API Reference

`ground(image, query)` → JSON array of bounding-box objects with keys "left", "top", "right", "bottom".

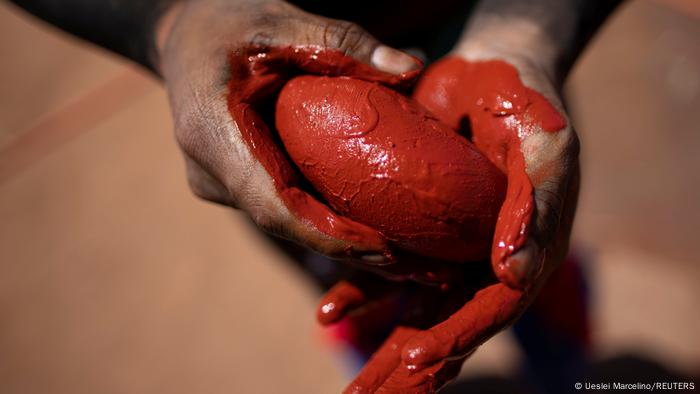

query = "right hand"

[{"left": 156, "top": 0, "right": 420, "bottom": 264}]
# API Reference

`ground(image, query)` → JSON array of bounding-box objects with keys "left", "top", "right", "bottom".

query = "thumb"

[{"left": 304, "top": 18, "right": 421, "bottom": 75}]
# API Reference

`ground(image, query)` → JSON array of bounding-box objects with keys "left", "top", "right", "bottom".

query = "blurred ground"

[{"left": 0, "top": 1, "right": 698, "bottom": 393}]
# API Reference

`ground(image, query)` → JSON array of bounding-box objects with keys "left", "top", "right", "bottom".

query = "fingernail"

[
  {"left": 371, "top": 45, "right": 421, "bottom": 75},
  {"left": 360, "top": 254, "right": 386, "bottom": 264}
]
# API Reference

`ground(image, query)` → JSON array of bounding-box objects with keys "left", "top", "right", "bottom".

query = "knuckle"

[
  {"left": 322, "top": 20, "right": 371, "bottom": 55},
  {"left": 245, "top": 18, "right": 282, "bottom": 46},
  {"left": 248, "top": 31, "right": 275, "bottom": 47},
  {"left": 246, "top": 2, "right": 306, "bottom": 46}
]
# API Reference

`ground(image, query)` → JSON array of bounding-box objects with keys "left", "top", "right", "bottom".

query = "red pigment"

[
  {"left": 414, "top": 57, "right": 566, "bottom": 287},
  {"left": 275, "top": 76, "right": 507, "bottom": 262},
  {"left": 227, "top": 46, "right": 420, "bottom": 259}
]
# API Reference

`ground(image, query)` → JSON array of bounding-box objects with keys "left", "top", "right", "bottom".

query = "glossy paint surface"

[{"left": 276, "top": 75, "right": 506, "bottom": 261}]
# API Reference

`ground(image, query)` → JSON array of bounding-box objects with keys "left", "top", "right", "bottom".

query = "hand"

[
  {"left": 414, "top": 50, "right": 580, "bottom": 291},
  {"left": 156, "top": 0, "right": 420, "bottom": 263},
  {"left": 317, "top": 264, "right": 525, "bottom": 393},
  {"left": 320, "top": 36, "right": 581, "bottom": 394}
]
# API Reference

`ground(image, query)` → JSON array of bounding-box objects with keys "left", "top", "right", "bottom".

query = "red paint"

[
  {"left": 227, "top": 46, "right": 420, "bottom": 259},
  {"left": 317, "top": 280, "right": 367, "bottom": 325},
  {"left": 414, "top": 57, "right": 566, "bottom": 287},
  {"left": 346, "top": 326, "right": 422, "bottom": 394},
  {"left": 322, "top": 279, "right": 525, "bottom": 392},
  {"left": 276, "top": 75, "right": 506, "bottom": 262},
  {"left": 400, "top": 284, "right": 523, "bottom": 370},
  {"left": 336, "top": 58, "right": 565, "bottom": 392},
  {"left": 229, "top": 49, "right": 567, "bottom": 391}
]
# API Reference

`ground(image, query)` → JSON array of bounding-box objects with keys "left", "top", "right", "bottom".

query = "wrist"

[{"left": 454, "top": 0, "right": 621, "bottom": 85}]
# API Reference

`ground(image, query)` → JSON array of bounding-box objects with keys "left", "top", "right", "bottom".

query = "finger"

[
  {"left": 317, "top": 280, "right": 367, "bottom": 325},
  {"left": 241, "top": 6, "right": 421, "bottom": 84},
  {"left": 235, "top": 44, "right": 420, "bottom": 93},
  {"left": 242, "top": 1, "right": 420, "bottom": 77},
  {"left": 508, "top": 155, "right": 580, "bottom": 289},
  {"left": 317, "top": 273, "right": 412, "bottom": 325},
  {"left": 496, "top": 126, "right": 579, "bottom": 288},
  {"left": 344, "top": 326, "right": 420, "bottom": 394},
  {"left": 293, "top": 10, "right": 421, "bottom": 76},
  {"left": 401, "top": 283, "right": 524, "bottom": 371},
  {"left": 490, "top": 154, "right": 538, "bottom": 289},
  {"left": 491, "top": 65, "right": 578, "bottom": 289},
  {"left": 486, "top": 90, "right": 571, "bottom": 290},
  {"left": 284, "top": 44, "right": 420, "bottom": 87}
]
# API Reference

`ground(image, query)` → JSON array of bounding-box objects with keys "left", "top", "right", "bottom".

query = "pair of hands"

[{"left": 156, "top": 0, "right": 580, "bottom": 391}]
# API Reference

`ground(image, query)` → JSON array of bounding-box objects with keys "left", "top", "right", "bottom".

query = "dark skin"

[{"left": 8, "top": 0, "right": 621, "bottom": 391}]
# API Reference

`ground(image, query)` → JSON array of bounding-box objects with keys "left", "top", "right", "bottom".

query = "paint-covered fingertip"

[
  {"left": 316, "top": 300, "right": 343, "bottom": 325},
  {"left": 316, "top": 281, "right": 367, "bottom": 325}
]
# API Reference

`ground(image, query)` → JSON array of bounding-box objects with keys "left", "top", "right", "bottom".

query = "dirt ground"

[{"left": 0, "top": 1, "right": 698, "bottom": 393}]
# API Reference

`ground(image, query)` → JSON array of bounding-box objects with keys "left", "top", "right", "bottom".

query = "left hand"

[
  {"left": 319, "top": 37, "right": 581, "bottom": 392},
  {"left": 157, "top": 0, "right": 423, "bottom": 264}
]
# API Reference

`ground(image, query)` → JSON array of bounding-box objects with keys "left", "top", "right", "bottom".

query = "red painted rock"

[{"left": 275, "top": 76, "right": 506, "bottom": 262}]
